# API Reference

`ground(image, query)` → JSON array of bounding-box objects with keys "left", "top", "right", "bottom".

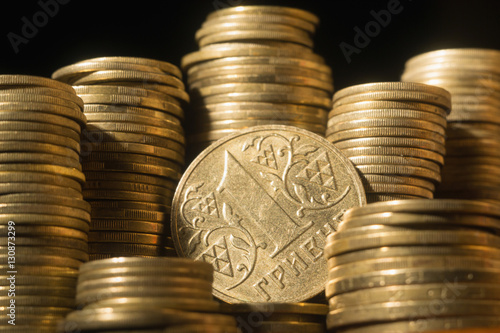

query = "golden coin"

[
  {"left": 343, "top": 199, "right": 500, "bottom": 219},
  {"left": 79, "top": 94, "right": 183, "bottom": 119},
  {"left": 0, "top": 121, "right": 80, "bottom": 142},
  {"left": 331, "top": 100, "right": 448, "bottom": 117},
  {"left": 87, "top": 243, "right": 162, "bottom": 257},
  {"left": 84, "top": 180, "right": 173, "bottom": 197},
  {"left": 0, "top": 213, "right": 89, "bottom": 232},
  {"left": 328, "top": 109, "right": 447, "bottom": 127},
  {"left": 363, "top": 183, "right": 433, "bottom": 198},
  {"left": 188, "top": 64, "right": 332, "bottom": 84},
  {"left": 187, "top": 56, "right": 331, "bottom": 75},
  {"left": 0, "top": 74, "right": 75, "bottom": 93},
  {"left": 172, "top": 125, "right": 366, "bottom": 303},
  {"left": 0, "top": 131, "right": 80, "bottom": 153},
  {"left": 74, "top": 56, "right": 183, "bottom": 79},
  {"left": 197, "top": 108, "right": 326, "bottom": 123},
  {"left": 0, "top": 164, "right": 85, "bottom": 183},
  {"left": 200, "top": 101, "right": 327, "bottom": 117},
  {"left": 332, "top": 91, "right": 452, "bottom": 112},
  {"left": 82, "top": 133, "right": 185, "bottom": 155},
  {"left": 356, "top": 162, "right": 444, "bottom": 184},
  {"left": 328, "top": 118, "right": 446, "bottom": 136},
  {"left": 81, "top": 161, "right": 181, "bottom": 180},
  {"left": 194, "top": 92, "right": 331, "bottom": 109},
  {"left": 90, "top": 220, "right": 164, "bottom": 234},
  {"left": 0, "top": 101, "right": 86, "bottom": 125},
  {"left": 72, "top": 70, "right": 185, "bottom": 90},
  {"left": 196, "top": 22, "right": 312, "bottom": 40},
  {"left": 85, "top": 120, "right": 183, "bottom": 140},
  {"left": 327, "top": 127, "right": 445, "bottom": 145},
  {"left": 0, "top": 183, "right": 82, "bottom": 199},
  {"left": 4, "top": 86, "right": 84, "bottom": 109},
  {"left": 341, "top": 146, "right": 444, "bottom": 165},
  {"left": 83, "top": 103, "right": 180, "bottom": 124},
  {"left": 194, "top": 119, "right": 326, "bottom": 134},
  {"left": 0, "top": 236, "right": 87, "bottom": 252},
  {"left": 205, "top": 6, "right": 320, "bottom": 25},
  {"left": 198, "top": 30, "right": 313, "bottom": 48},
  {"left": 0, "top": 202, "right": 90, "bottom": 221},
  {"left": 1, "top": 245, "right": 88, "bottom": 262},
  {"left": 190, "top": 73, "right": 334, "bottom": 93},
  {"left": 0, "top": 253, "right": 82, "bottom": 268},
  {"left": 361, "top": 174, "right": 436, "bottom": 191},
  {"left": 365, "top": 193, "right": 423, "bottom": 203},
  {"left": 0, "top": 152, "right": 81, "bottom": 170},
  {"left": 0, "top": 111, "right": 81, "bottom": 134},
  {"left": 88, "top": 232, "right": 162, "bottom": 245},
  {"left": 331, "top": 137, "right": 446, "bottom": 155},
  {"left": 202, "top": 13, "right": 316, "bottom": 33},
  {"left": 0, "top": 171, "right": 81, "bottom": 190},
  {"left": 84, "top": 151, "right": 184, "bottom": 169},
  {"left": 0, "top": 93, "right": 81, "bottom": 111},
  {"left": 181, "top": 45, "right": 324, "bottom": 69},
  {"left": 52, "top": 61, "right": 165, "bottom": 83},
  {"left": 83, "top": 189, "right": 171, "bottom": 204},
  {"left": 107, "top": 81, "right": 190, "bottom": 103},
  {"left": 347, "top": 155, "right": 441, "bottom": 173},
  {"left": 85, "top": 297, "right": 220, "bottom": 313},
  {"left": 84, "top": 171, "right": 176, "bottom": 190},
  {"left": 404, "top": 48, "right": 500, "bottom": 67},
  {"left": 90, "top": 208, "right": 168, "bottom": 223},
  {"left": 333, "top": 82, "right": 451, "bottom": 101}
]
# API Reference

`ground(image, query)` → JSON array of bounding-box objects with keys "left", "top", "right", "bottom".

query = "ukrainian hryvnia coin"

[{"left": 171, "top": 125, "right": 366, "bottom": 303}]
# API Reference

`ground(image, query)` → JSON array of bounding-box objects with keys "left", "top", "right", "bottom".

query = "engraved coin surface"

[{"left": 171, "top": 125, "right": 366, "bottom": 303}]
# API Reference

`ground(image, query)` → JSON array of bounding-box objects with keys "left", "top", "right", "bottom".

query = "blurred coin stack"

[
  {"left": 0, "top": 75, "right": 89, "bottom": 331},
  {"left": 181, "top": 5, "right": 333, "bottom": 157},
  {"left": 402, "top": 48, "right": 500, "bottom": 205},
  {"left": 59, "top": 257, "right": 240, "bottom": 333},
  {"left": 326, "top": 82, "right": 451, "bottom": 203},
  {"left": 221, "top": 303, "right": 327, "bottom": 333},
  {"left": 325, "top": 199, "right": 500, "bottom": 333},
  {"left": 52, "top": 57, "right": 189, "bottom": 259}
]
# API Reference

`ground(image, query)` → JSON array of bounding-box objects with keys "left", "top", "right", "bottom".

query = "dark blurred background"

[{"left": 1, "top": 0, "right": 500, "bottom": 90}]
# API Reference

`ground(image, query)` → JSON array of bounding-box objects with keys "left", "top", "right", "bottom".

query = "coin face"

[{"left": 171, "top": 125, "right": 366, "bottom": 303}]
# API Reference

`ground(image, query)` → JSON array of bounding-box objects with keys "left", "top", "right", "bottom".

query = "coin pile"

[
  {"left": 59, "top": 257, "right": 240, "bottom": 332},
  {"left": 325, "top": 199, "right": 500, "bottom": 333},
  {"left": 326, "top": 82, "right": 451, "bottom": 203},
  {"left": 221, "top": 302, "right": 328, "bottom": 333},
  {"left": 181, "top": 5, "right": 333, "bottom": 157},
  {"left": 402, "top": 48, "right": 500, "bottom": 205},
  {"left": 0, "top": 75, "right": 89, "bottom": 331},
  {"left": 52, "top": 57, "right": 189, "bottom": 259}
]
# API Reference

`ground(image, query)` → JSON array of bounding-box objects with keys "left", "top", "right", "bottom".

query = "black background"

[{"left": 1, "top": 0, "right": 500, "bottom": 90}]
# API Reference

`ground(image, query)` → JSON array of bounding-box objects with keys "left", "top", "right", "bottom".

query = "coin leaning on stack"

[
  {"left": 181, "top": 5, "right": 333, "bottom": 159},
  {"left": 325, "top": 199, "right": 500, "bottom": 333},
  {"left": 58, "top": 257, "right": 240, "bottom": 333},
  {"left": 52, "top": 57, "right": 189, "bottom": 259},
  {"left": 220, "top": 302, "right": 328, "bottom": 333},
  {"left": 0, "top": 75, "right": 89, "bottom": 331},
  {"left": 326, "top": 82, "right": 451, "bottom": 203},
  {"left": 402, "top": 48, "right": 500, "bottom": 205}
]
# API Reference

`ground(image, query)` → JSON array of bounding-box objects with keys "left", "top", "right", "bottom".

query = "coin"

[
  {"left": 0, "top": 131, "right": 80, "bottom": 153},
  {"left": 205, "top": 6, "right": 320, "bottom": 25},
  {"left": 0, "top": 74, "right": 75, "bottom": 94},
  {"left": 328, "top": 109, "right": 447, "bottom": 127},
  {"left": 84, "top": 150, "right": 184, "bottom": 168},
  {"left": 198, "top": 30, "right": 314, "bottom": 48},
  {"left": 0, "top": 111, "right": 81, "bottom": 133},
  {"left": 354, "top": 165, "right": 441, "bottom": 183},
  {"left": 347, "top": 155, "right": 441, "bottom": 173},
  {"left": 81, "top": 161, "right": 181, "bottom": 180},
  {"left": 0, "top": 141, "right": 80, "bottom": 160},
  {"left": 87, "top": 243, "right": 162, "bottom": 256},
  {"left": 85, "top": 297, "right": 220, "bottom": 313},
  {"left": 72, "top": 70, "right": 185, "bottom": 90},
  {"left": 328, "top": 118, "right": 446, "bottom": 136},
  {"left": 202, "top": 12, "right": 316, "bottom": 32},
  {"left": 326, "top": 127, "right": 445, "bottom": 145},
  {"left": 331, "top": 137, "right": 446, "bottom": 155},
  {"left": 360, "top": 174, "right": 436, "bottom": 191},
  {"left": 331, "top": 100, "right": 448, "bottom": 117},
  {"left": 0, "top": 101, "right": 86, "bottom": 126},
  {"left": 83, "top": 103, "right": 181, "bottom": 124},
  {"left": 342, "top": 146, "right": 444, "bottom": 165},
  {"left": 172, "top": 125, "right": 365, "bottom": 303}
]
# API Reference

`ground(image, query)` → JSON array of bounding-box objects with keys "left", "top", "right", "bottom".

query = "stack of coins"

[
  {"left": 59, "top": 257, "right": 239, "bottom": 332},
  {"left": 52, "top": 57, "right": 189, "bottom": 258},
  {"left": 181, "top": 5, "right": 333, "bottom": 157},
  {"left": 221, "top": 303, "right": 328, "bottom": 333},
  {"left": 402, "top": 48, "right": 500, "bottom": 205},
  {"left": 0, "top": 75, "right": 89, "bottom": 331},
  {"left": 325, "top": 199, "right": 500, "bottom": 333},
  {"left": 326, "top": 82, "right": 451, "bottom": 203}
]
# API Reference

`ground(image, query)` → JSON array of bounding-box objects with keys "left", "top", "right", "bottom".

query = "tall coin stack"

[
  {"left": 59, "top": 257, "right": 240, "bottom": 333},
  {"left": 402, "top": 48, "right": 500, "bottom": 205},
  {"left": 181, "top": 5, "right": 334, "bottom": 157},
  {"left": 52, "top": 57, "right": 188, "bottom": 259},
  {"left": 0, "top": 75, "right": 89, "bottom": 331},
  {"left": 326, "top": 82, "right": 451, "bottom": 203},
  {"left": 325, "top": 199, "right": 500, "bottom": 333},
  {"left": 221, "top": 303, "right": 328, "bottom": 333}
]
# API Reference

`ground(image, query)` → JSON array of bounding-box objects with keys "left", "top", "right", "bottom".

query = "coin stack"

[
  {"left": 181, "top": 5, "right": 333, "bottom": 157},
  {"left": 402, "top": 48, "right": 500, "bottom": 205},
  {"left": 326, "top": 82, "right": 451, "bottom": 203},
  {"left": 221, "top": 303, "right": 328, "bottom": 333},
  {"left": 325, "top": 199, "right": 500, "bottom": 333},
  {"left": 52, "top": 57, "right": 189, "bottom": 259},
  {"left": 59, "top": 257, "right": 240, "bottom": 332},
  {"left": 0, "top": 75, "right": 89, "bottom": 331}
]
